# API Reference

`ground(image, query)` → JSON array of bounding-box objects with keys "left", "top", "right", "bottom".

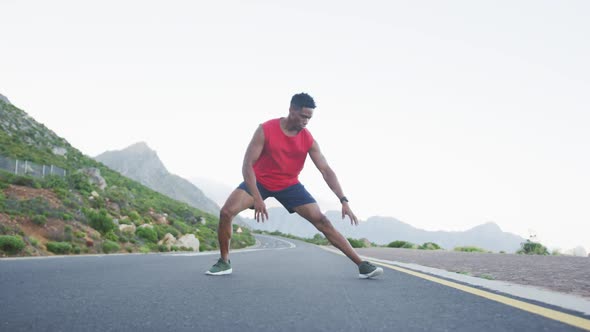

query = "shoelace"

[{"left": 361, "top": 262, "right": 376, "bottom": 272}]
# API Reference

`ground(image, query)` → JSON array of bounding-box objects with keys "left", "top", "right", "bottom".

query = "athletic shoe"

[
  {"left": 358, "top": 261, "right": 383, "bottom": 279},
  {"left": 205, "top": 258, "right": 232, "bottom": 276}
]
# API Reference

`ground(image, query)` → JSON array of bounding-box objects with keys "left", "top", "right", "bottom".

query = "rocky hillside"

[
  {"left": 95, "top": 142, "right": 220, "bottom": 215},
  {"left": 0, "top": 94, "right": 255, "bottom": 257}
]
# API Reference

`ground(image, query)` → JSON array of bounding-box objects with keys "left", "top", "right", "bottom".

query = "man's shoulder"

[
  {"left": 262, "top": 118, "right": 281, "bottom": 126},
  {"left": 260, "top": 118, "right": 281, "bottom": 132}
]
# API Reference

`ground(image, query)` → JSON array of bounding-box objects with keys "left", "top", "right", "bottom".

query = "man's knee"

[
  {"left": 219, "top": 206, "right": 235, "bottom": 223},
  {"left": 314, "top": 215, "right": 334, "bottom": 232}
]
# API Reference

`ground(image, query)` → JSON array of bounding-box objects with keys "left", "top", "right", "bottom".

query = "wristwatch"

[{"left": 340, "top": 196, "right": 349, "bottom": 203}]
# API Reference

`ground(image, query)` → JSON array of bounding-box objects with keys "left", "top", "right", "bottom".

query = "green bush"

[
  {"left": 85, "top": 208, "right": 115, "bottom": 234},
  {"left": 309, "top": 233, "right": 329, "bottom": 245},
  {"left": 0, "top": 235, "right": 26, "bottom": 254},
  {"left": 118, "top": 233, "right": 129, "bottom": 243},
  {"left": 102, "top": 240, "right": 120, "bottom": 254},
  {"left": 11, "top": 175, "right": 40, "bottom": 188},
  {"left": 53, "top": 187, "right": 68, "bottom": 200},
  {"left": 118, "top": 218, "right": 132, "bottom": 225},
  {"left": 136, "top": 227, "right": 158, "bottom": 243},
  {"left": 42, "top": 175, "right": 68, "bottom": 191},
  {"left": 104, "top": 230, "right": 119, "bottom": 242},
  {"left": 172, "top": 220, "right": 193, "bottom": 235},
  {"left": 128, "top": 211, "right": 141, "bottom": 222},
  {"left": 146, "top": 243, "right": 159, "bottom": 251},
  {"left": 46, "top": 241, "right": 72, "bottom": 254},
  {"left": 89, "top": 196, "right": 106, "bottom": 209},
  {"left": 32, "top": 214, "right": 47, "bottom": 226},
  {"left": 419, "top": 242, "right": 441, "bottom": 250},
  {"left": 64, "top": 225, "right": 73, "bottom": 241},
  {"left": 68, "top": 172, "right": 93, "bottom": 194},
  {"left": 153, "top": 224, "right": 179, "bottom": 240},
  {"left": 29, "top": 237, "right": 39, "bottom": 247},
  {"left": 517, "top": 240, "right": 549, "bottom": 255},
  {"left": 231, "top": 231, "right": 256, "bottom": 249},
  {"left": 347, "top": 237, "right": 366, "bottom": 248},
  {"left": 454, "top": 246, "right": 486, "bottom": 253},
  {"left": 387, "top": 240, "right": 416, "bottom": 249}
]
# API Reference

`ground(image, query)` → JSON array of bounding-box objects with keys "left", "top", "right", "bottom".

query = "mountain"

[
  {"left": 0, "top": 93, "right": 255, "bottom": 257},
  {"left": 95, "top": 143, "right": 220, "bottom": 215},
  {"left": 241, "top": 207, "right": 526, "bottom": 253},
  {"left": 0, "top": 93, "right": 10, "bottom": 105}
]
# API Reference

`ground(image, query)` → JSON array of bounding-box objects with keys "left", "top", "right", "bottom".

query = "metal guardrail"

[{"left": 0, "top": 155, "right": 66, "bottom": 178}]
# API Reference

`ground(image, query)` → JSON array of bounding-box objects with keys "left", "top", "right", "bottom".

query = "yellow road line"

[{"left": 321, "top": 247, "right": 590, "bottom": 331}]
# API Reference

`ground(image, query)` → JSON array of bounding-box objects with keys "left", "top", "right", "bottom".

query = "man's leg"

[
  {"left": 218, "top": 188, "right": 255, "bottom": 262},
  {"left": 293, "top": 203, "right": 363, "bottom": 265}
]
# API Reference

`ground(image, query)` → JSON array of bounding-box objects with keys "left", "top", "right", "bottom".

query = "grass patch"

[
  {"left": 46, "top": 241, "right": 72, "bottom": 254},
  {"left": 479, "top": 274, "right": 495, "bottom": 280},
  {"left": 102, "top": 240, "right": 120, "bottom": 254},
  {"left": 454, "top": 246, "right": 487, "bottom": 253}
]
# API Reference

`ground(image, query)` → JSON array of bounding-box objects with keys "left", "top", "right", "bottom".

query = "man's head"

[
  {"left": 288, "top": 93, "right": 315, "bottom": 132},
  {"left": 290, "top": 93, "right": 316, "bottom": 110}
]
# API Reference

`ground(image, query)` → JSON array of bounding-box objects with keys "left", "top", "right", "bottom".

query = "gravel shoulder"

[{"left": 355, "top": 247, "right": 590, "bottom": 299}]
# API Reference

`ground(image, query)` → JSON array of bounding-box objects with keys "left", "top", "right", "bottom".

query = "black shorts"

[{"left": 237, "top": 181, "right": 317, "bottom": 213}]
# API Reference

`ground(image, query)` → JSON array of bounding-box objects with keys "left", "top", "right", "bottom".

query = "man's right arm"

[{"left": 242, "top": 124, "right": 268, "bottom": 222}]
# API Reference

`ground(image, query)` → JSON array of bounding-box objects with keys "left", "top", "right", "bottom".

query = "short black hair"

[{"left": 290, "top": 93, "right": 316, "bottom": 110}]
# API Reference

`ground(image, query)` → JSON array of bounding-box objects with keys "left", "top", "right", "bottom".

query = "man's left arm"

[{"left": 309, "top": 140, "right": 358, "bottom": 225}]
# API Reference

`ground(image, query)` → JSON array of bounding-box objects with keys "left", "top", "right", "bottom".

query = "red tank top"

[{"left": 253, "top": 118, "right": 314, "bottom": 191}]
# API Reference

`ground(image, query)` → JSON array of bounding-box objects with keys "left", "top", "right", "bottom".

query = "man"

[{"left": 206, "top": 93, "right": 383, "bottom": 279}]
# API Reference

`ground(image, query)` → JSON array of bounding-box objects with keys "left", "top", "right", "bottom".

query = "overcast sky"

[{"left": 1, "top": 0, "right": 589, "bottom": 252}]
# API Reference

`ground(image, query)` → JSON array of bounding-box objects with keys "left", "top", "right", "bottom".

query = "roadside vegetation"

[
  {"left": 0, "top": 168, "right": 252, "bottom": 257},
  {"left": 387, "top": 240, "right": 442, "bottom": 250},
  {"left": 253, "top": 230, "right": 557, "bottom": 256},
  {"left": 454, "top": 246, "right": 488, "bottom": 253},
  {"left": 517, "top": 239, "right": 549, "bottom": 255},
  {"left": 0, "top": 97, "right": 255, "bottom": 257}
]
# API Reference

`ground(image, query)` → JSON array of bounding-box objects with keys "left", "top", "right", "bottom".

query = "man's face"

[{"left": 291, "top": 107, "right": 314, "bottom": 131}]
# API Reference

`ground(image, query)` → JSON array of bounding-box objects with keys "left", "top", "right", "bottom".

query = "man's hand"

[
  {"left": 254, "top": 197, "right": 268, "bottom": 222},
  {"left": 341, "top": 202, "right": 358, "bottom": 225}
]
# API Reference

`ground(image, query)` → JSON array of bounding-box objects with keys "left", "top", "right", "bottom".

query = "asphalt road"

[{"left": 0, "top": 235, "right": 586, "bottom": 331}]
